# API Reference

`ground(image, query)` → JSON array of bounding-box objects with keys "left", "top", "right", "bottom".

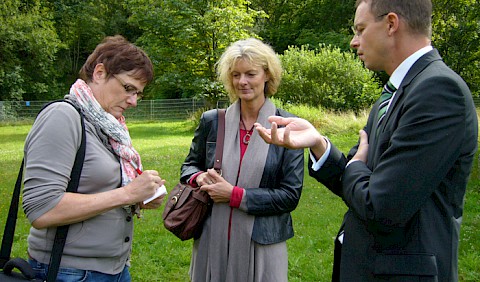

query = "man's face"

[{"left": 350, "top": 1, "right": 390, "bottom": 72}]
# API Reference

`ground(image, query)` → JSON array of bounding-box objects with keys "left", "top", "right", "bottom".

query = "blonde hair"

[{"left": 216, "top": 38, "right": 282, "bottom": 102}]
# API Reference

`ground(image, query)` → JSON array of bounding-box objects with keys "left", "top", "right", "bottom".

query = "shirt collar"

[{"left": 389, "top": 45, "right": 433, "bottom": 90}]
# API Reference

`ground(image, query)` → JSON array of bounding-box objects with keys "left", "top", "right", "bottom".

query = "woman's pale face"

[
  {"left": 231, "top": 59, "right": 269, "bottom": 103},
  {"left": 91, "top": 64, "right": 145, "bottom": 119}
]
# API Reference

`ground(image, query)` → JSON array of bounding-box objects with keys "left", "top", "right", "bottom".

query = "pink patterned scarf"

[{"left": 65, "top": 79, "right": 142, "bottom": 213}]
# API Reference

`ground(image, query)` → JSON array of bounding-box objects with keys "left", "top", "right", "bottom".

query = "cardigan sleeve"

[{"left": 22, "top": 103, "right": 82, "bottom": 223}]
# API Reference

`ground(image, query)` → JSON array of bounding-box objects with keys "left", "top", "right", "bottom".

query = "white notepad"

[{"left": 143, "top": 185, "right": 167, "bottom": 204}]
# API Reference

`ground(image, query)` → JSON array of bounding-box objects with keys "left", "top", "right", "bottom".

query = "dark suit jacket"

[{"left": 309, "top": 49, "right": 478, "bottom": 281}]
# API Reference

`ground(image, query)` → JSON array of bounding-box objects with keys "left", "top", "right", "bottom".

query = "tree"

[
  {"left": 254, "top": 0, "right": 480, "bottom": 98},
  {"left": 1, "top": 0, "right": 479, "bottom": 103},
  {"left": 0, "top": 0, "right": 61, "bottom": 101},
  {"left": 127, "top": 0, "right": 266, "bottom": 103},
  {"left": 432, "top": 0, "right": 480, "bottom": 96},
  {"left": 250, "top": 0, "right": 304, "bottom": 53},
  {"left": 46, "top": 0, "right": 138, "bottom": 94},
  {"left": 251, "top": 0, "right": 355, "bottom": 52}
]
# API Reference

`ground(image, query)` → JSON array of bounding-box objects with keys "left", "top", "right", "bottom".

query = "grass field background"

[{"left": 0, "top": 108, "right": 479, "bottom": 281}]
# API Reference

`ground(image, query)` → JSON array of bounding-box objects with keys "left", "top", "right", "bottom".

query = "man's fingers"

[
  {"left": 283, "top": 125, "right": 291, "bottom": 146},
  {"left": 267, "top": 116, "right": 293, "bottom": 126},
  {"left": 352, "top": 130, "right": 369, "bottom": 163},
  {"left": 267, "top": 115, "right": 283, "bottom": 123},
  {"left": 358, "top": 130, "right": 368, "bottom": 146},
  {"left": 254, "top": 123, "right": 272, "bottom": 144},
  {"left": 270, "top": 122, "right": 281, "bottom": 144}
]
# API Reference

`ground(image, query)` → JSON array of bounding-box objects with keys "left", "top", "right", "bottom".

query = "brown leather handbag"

[{"left": 162, "top": 109, "right": 225, "bottom": 240}]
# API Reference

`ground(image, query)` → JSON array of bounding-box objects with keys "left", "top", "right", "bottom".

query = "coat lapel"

[{"left": 378, "top": 49, "right": 442, "bottom": 134}]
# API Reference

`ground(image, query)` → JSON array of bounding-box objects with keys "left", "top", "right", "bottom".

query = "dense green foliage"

[
  {"left": 251, "top": 0, "right": 355, "bottom": 52},
  {"left": 431, "top": 0, "right": 480, "bottom": 97},
  {"left": 127, "top": 0, "right": 264, "bottom": 101},
  {"left": 278, "top": 45, "right": 380, "bottom": 111},
  {"left": 1, "top": 0, "right": 479, "bottom": 108},
  {"left": 0, "top": 0, "right": 61, "bottom": 101}
]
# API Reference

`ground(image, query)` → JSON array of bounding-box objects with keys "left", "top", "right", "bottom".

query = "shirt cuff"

[
  {"left": 346, "top": 159, "right": 361, "bottom": 167},
  {"left": 229, "top": 186, "right": 244, "bottom": 208},
  {"left": 310, "top": 137, "right": 331, "bottom": 171},
  {"left": 188, "top": 171, "right": 204, "bottom": 187}
]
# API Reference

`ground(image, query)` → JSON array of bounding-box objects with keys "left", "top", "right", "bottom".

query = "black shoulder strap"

[
  {"left": 47, "top": 100, "right": 86, "bottom": 281},
  {"left": 0, "top": 160, "right": 25, "bottom": 268},
  {"left": 0, "top": 100, "right": 86, "bottom": 282}
]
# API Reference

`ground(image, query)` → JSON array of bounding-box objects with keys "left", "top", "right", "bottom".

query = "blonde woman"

[{"left": 180, "top": 38, "right": 304, "bottom": 281}]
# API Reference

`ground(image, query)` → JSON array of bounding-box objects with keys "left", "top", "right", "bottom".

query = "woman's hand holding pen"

[
  {"left": 123, "top": 170, "right": 165, "bottom": 206},
  {"left": 199, "top": 168, "right": 233, "bottom": 203}
]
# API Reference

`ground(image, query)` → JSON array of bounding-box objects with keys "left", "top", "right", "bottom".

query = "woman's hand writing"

[{"left": 123, "top": 170, "right": 165, "bottom": 205}]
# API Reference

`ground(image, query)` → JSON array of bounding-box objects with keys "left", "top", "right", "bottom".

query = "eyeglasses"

[{"left": 112, "top": 74, "right": 144, "bottom": 100}]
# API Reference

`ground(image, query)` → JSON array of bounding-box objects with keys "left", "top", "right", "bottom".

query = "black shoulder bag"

[{"left": 0, "top": 100, "right": 86, "bottom": 281}]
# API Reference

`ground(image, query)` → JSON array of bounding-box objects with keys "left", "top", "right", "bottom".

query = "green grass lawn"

[{"left": 1, "top": 118, "right": 479, "bottom": 281}]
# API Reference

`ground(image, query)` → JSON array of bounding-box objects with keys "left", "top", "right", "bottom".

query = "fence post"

[{"left": 150, "top": 100, "right": 153, "bottom": 120}]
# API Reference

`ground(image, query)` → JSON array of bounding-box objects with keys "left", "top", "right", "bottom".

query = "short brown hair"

[
  {"left": 79, "top": 35, "right": 154, "bottom": 84},
  {"left": 356, "top": 0, "right": 432, "bottom": 37}
]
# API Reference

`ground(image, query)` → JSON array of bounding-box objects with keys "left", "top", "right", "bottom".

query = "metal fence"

[
  {"left": 1, "top": 97, "right": 479, "bottom": 122},
  {"left": 0, "top": 98, "right": 231, "bottom": 122},
  {"left": 124, "top": 99, "right": 208, "bottom": 120},
  {"left": 474, "top": 96, "right": 480, "bottom": 107}
]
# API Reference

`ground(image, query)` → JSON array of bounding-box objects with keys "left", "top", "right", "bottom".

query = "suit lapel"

[{"left": 378, "top": 49, "right": 442, "bottom": 134}]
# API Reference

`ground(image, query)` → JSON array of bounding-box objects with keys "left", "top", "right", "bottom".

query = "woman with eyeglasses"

[{"left": 22, "top": 35, "right": 166, "bottom": 282}]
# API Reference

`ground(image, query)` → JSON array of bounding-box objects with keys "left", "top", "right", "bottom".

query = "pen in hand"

[
  {"left": 130, "top": 161, "right": 143, "bottom": 175},
  {"left": 130, "top": 160, "right": 167, "bottom": 203}
]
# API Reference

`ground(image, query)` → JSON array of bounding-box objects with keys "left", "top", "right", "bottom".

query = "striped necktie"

[{"left": 376, "top": 80, "right": 396, "bottom": 127}]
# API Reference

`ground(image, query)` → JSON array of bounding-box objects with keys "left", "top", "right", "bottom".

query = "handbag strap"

[
  {"left": 0, "top": 100, "right": 86, "bottom": 282},
  {"left": 213, "top": 109, "right": 226, "bottom": 172},
  {"left": 46, "top": 100, "right": 86, "bottom": 282},
  {"left": 0, "top": 159, "right": 25, "bottom": 268}
]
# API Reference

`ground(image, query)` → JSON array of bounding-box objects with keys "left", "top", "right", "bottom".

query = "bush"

[
  {"left": 0, "top": 101, "right": 19, "bottom": 122},
  {"left": 278, "top": 44, "right": 381, "bottom": 111}
]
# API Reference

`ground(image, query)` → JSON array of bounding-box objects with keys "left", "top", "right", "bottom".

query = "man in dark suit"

[{"left": 255, "top": 0, "right": 478, "bottom": 281}]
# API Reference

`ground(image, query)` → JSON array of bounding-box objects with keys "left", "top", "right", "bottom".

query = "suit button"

[
  {"left": 124, "top": 237, "right": 130, "bottom": 242},
  {"left": 126, "top": 216, "right": 132, "bottom": 222}
]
